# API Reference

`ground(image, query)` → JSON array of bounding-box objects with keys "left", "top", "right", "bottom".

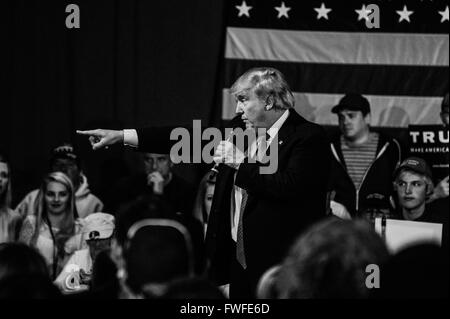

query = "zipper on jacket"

[
  {"left": 355, "top": 142, "right": 390, "bottom": 213},
  {"left": 331, "top": 143, "right": 354, "bottom": 209},
  {"left": 331, "top": 141, "right": 390, "bottom": 213}
]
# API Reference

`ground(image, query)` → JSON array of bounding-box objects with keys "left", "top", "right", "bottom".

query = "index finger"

[{"left": 76, "top": 130, "right": 98, "bottom": 136}]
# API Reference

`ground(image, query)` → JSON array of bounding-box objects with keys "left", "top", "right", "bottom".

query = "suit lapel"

[
  {"left": 260, "top": 109, "right": 305, "bottom": 161},
  {"left": 245, "top": 110, "right": 307, "bottom": 210}
]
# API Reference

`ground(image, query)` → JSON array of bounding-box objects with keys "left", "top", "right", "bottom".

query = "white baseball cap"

[{"left": 82, "top": 212, "right": 115, "bottom": 241}]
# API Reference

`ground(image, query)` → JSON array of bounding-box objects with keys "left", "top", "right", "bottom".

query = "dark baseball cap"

[
  {"left": 50, "top": 143, "right": 80, "bottom": 167},
  {"left": 393, "top": 157, "right": 432, "bottom": 180},
  {"left": 331, "top": 93, "right": 371, "bottom": 115}
]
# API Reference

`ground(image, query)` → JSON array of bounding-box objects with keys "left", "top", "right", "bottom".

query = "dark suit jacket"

[{"left": 136, "top": 110, "right": 331, "bottom": 286}]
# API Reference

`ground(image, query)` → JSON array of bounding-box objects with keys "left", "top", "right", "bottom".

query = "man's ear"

[
  {"left": 364, "top": 113, "right": 371, "bottom": 125},
  {"left": 392, "top": 181, "right": 398, "bottom": 192},
  {"left": 265, "top": 96, "right": 274, "bottom": 110},
  {"left": 426, "top": 183, "right": 434, "bottom": 196}
]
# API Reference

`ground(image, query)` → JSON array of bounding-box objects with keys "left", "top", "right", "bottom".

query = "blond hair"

[
  {"left": 30, "top": 172, "right": 77, "bottom": 247},
  {"left": 231, "top": 67, "right": 295, "bottom": 111}
]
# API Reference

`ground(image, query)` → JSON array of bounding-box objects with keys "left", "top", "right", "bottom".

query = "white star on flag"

[
  {"left": 275, "top": 2, "right": 291, "bottom": 19},
  {"left": 355, "top": 4, "right": 372, "bottom": 22},
  {"left": 396, "top": 5, "right": 414, "bottom": 23},
  {"left": 314, "top": 3, "right": 332, "bottom": 20},
  {"left": 438, "top": 6, "right": 449, "bottom": 23},
  {"left": 235, "top": 1, "right": 252, "bottom": 18}
]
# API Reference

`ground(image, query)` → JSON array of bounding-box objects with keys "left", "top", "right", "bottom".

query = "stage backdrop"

[
  {"left": 3, "top": 0, "right": 225, "bottom": 207},
  {"left": 221, "top": 0, "right": 449, "bottom": 127},
  {"left": 2, "top": 0, "right": 449, "bottom": 208}
]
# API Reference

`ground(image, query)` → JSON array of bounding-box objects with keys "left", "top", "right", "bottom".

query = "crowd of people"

[{"left": 0, "top": 69, "right": 448, "bottom": 299}]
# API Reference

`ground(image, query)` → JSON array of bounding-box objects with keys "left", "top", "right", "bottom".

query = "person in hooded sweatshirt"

[{"left": 15, "top": 143, "right": 103, "bottom": 219}]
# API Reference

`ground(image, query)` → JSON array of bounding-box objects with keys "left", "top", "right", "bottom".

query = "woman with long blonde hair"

[{"left": 19, "top": 172, "right": 83, "bottom": 279}]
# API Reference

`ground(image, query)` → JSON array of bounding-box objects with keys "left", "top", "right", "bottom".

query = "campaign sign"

[{"left": 408, "top": 125, "right": 449, "bottom": 182}]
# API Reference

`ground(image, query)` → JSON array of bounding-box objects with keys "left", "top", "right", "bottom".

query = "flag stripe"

[
  {"left": 226, "top": 27, "right": 450, "bottom": 66},
  {"left": 223, "top": 1, "right": 449, "bottom": 127},
  {"left": 224, "top": 58, "right": 448, "bottom": 97},
  {"left": 222, "top": 90, "right": 443, "bottom": 127}
]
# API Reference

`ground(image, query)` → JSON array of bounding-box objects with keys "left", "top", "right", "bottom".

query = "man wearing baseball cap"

[
  {"left": 328, "top": 93, "right": 402, "bottom": 218},
  {"left": 55, "top": 212, "right": 115, "bottom": 292},
  {"left": 393, "top": 157, "right": 434, "bottom": 220},
  {"left": 393, "top": 157, "right": 448, "bottom": 249}
]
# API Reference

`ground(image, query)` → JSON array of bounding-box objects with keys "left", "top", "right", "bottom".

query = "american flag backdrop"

[{"left": 221, "top": 0, "right": 449, "bottom": 127}]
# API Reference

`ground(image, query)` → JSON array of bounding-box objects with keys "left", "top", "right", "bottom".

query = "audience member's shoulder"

[
  {"left": 377, "top": 131, "right": 400, "bottom": 145},
  {"left": 27, "top": 188, "right": 39, "bottom": 195},
  {"left": 376, "top": 132, "right": 402, "bottom": 156},
  {"left": 18, "top": 189, "right": 40, "bottom": 204},
  {"left": 74, "top": 217, "right": 85, "bottom": 230},
  {"left": 88, "top": 193, "right": 104, "bottom": 205},
  {"left": 5, "top": 208, "right": 21, "bottom": 220},
  {"left": 427, "top": 197, "right": 449, "bottom": 223},
  {"left": 23, "top": 214, "right": 36, "bottom": 224}
]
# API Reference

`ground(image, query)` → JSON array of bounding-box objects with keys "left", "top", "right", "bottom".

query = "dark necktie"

[{"left": 236, "top": 188, "right": 248, "bottom": 269}]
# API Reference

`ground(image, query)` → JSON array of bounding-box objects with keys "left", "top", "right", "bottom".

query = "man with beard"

[{"left": 107, "top": 152, "right": 195, "bottom": 217}]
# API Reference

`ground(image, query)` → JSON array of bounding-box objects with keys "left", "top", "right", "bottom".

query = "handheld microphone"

[
  {"left": 211, "top": 130, "right": 235, "bottom": 175},
  {"left": 210, "top": 115, "right": 244, "bottom": 177}
]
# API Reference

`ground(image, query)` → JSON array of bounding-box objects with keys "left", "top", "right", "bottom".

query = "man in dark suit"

[{"left": 77, "top": 67, "right": 331, "bottom": 298}]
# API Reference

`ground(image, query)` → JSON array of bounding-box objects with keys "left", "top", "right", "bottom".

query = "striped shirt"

[{"left": 341, "top": 133, "right": 379, "bottom": 190}]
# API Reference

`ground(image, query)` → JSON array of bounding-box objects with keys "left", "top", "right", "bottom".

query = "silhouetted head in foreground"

[{"left": 275, "top": 218, "right": 389, "bottom": 298}]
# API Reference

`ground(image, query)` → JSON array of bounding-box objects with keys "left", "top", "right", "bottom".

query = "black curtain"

[{"left": 2, "top": 0, "right": 226, "bottom": 207}]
